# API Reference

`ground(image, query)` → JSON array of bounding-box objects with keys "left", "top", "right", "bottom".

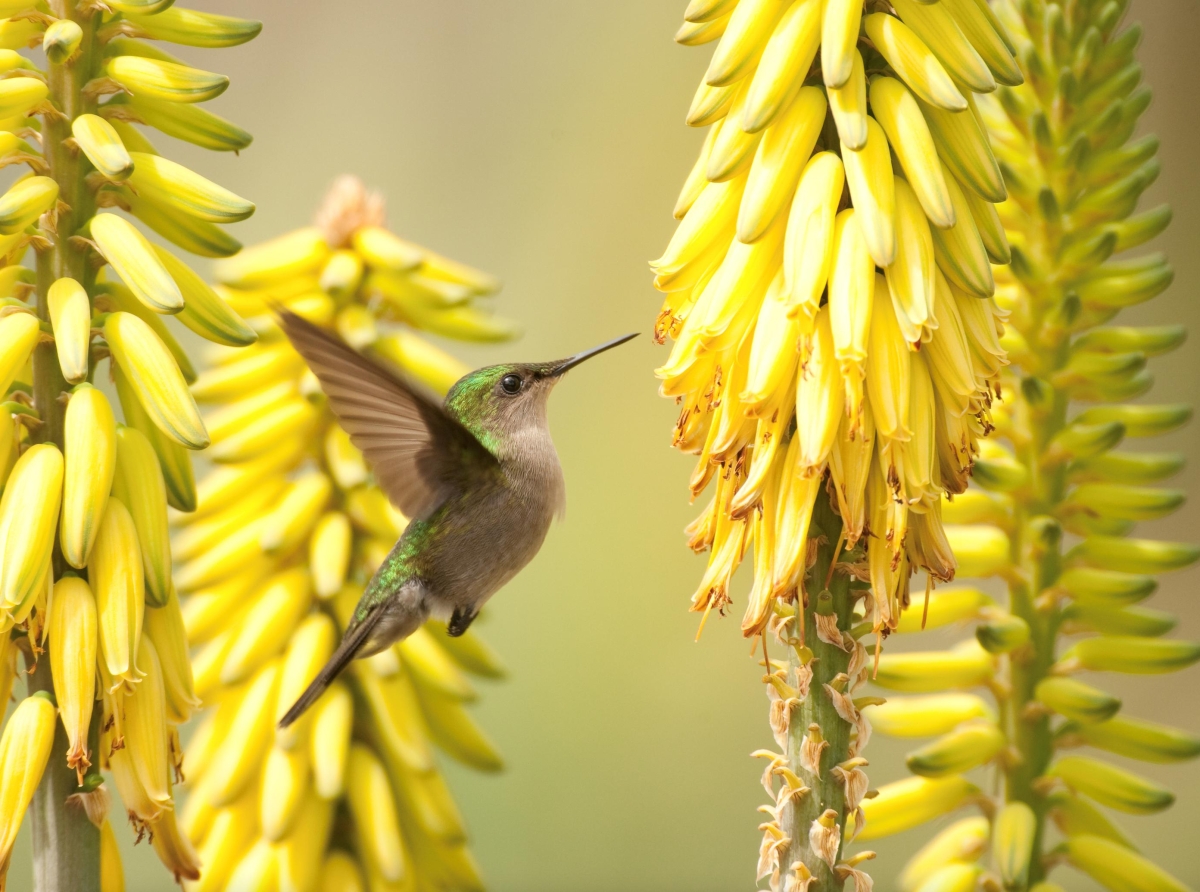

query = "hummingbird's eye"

[{"left": 500, "top": 373, "right": 522, "bottom": 395}]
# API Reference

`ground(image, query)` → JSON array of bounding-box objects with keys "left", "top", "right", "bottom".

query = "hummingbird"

[{"left": 276, "top": 308, "right": 637, "bottom": 728}]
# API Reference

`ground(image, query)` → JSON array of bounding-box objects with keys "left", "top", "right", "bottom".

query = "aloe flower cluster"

[
  {"left": 177, "top": 176, "right": 512, "bottom": 892},
  {"left": 863, "top": 3, "right": 1200, "bottom": 892}
]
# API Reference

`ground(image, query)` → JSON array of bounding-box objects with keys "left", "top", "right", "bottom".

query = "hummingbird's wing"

[{"left": 277, "top": 309, "right": 499, "bottom": 520}]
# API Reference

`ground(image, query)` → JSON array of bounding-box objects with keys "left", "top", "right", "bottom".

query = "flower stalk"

[{"left": 0, "top": 1, "right": 260, "bottom": 888}]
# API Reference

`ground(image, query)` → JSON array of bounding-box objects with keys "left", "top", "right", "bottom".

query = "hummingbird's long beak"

[{"left": 549, "top": 332, "right": 639, "bottom": 376}]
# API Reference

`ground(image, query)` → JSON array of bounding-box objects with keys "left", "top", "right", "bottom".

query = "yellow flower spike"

[
  {"left": 346, "top": 744, "right": 407, "bottom": 883},
  {"left": 152, "top": 246, "right": 256, "bottom": 347},
  {"left": 100, "top": 820, "right": 124, "bottom": 892},
  {"left": 206, "top": 660, "right": 281, "bottom": 807},
  {"left": 148, "top": 804, "right": 202, "bottom": 883},
  {"left": 260, "top": 472, "right": 334, "bottom": 554},
  {"left": 903, "top": 352, "right": 939, "bottom": 505},
  {"left": 276, "top": 790, "right": 335, "bottom": 892},
  {"left": 61, "top": 384, "right": 118, "bottom": 569},
  {"left": 855, "top": 775, "right": 979, "bottom": 841},
  {"left": 992, "top": 802, "right": 1036, "bottom": 890},
  {"left": 145, "top": 591, "right": 199, "bottom": 725},
  {"left": 261, "top": 744, "right": 311, "bottom": 842},
  {"left": 190, "top": 340, "right": 307, "bottom": 402},
  {"left": 652, "top": 176, "right": 744, "bottom": 294},
  {"left": 864, "top": 692, "right": 994, "bottom": 738},
  {"left": 413, "top": 682, "right": 504, "bottom": 773},
  {"left": 0, "top": 308, "right": 39, "bottom": 395},
  {"left": 310, "top": 511, "right": 352, "bottom": 599},
  {"left": 783, "top": 151, "right": 845, "bottom": 321},
  {"left": 47, "top": 277, "right": 91, "bottom": 384},
  {"left": 112, "top": 426, "right": 173, "bottom": 607},
  {"left": 795, "top": 307, "right": 844, "bottom": 474},
  {"left": 174, "top": 516, "right": 269, "bottom": 593},
  {"left": 897, "top": 816, "right": 989, "bottom": 892},
  {"left": 89, "top": 497, "right": 146, "bottom": 691},
  {"left": 886, "top": 180, "right": 937, "bottom": 344},
  {"left": 826, "top": 210, "right": 875, "bottom": 414},
  {"left": 822, "top": 0, "right": 864, "bottom": 89},
  {"left": 737, "top": 86, "right": 825, "bottom": 243},
  {"left": 687, "top": 79, "right": 735, "bottom": 128},
  {"left": 874, "top": 641, "right": 994, "bottom": 693},
  {"left": 918, "top": 94, "right": 1007, "bottom": 204},
  {"left": 106, "top": 311, "right": 209, "bottom": 449},
  {"left": 0, "top": 693, "right": 57, "bottom": 880},
  {"left": 126, "top": 152, "right": 254, "bottom": 224},
  {"left": 47, "top": 577, "right": 98, "bottom": 778},
  {"left": 930, "top": 174, "right": 995, "bottom": 298},
  {"left": 828, "top": 50, "right": 868, "bottom": 151},
  {"left": 72, "top": 114, "right": 134, "bottom": 181},
  {"left": 1064, "top": 835, "right": 1191, "bottom": 892},
  {"left": 890, "top": 0, "right": 995, "bottom": 94},
  {"left": 703, "top": 0, "right": 788, "bottom": 88},
  {"left": 0, "top": 443, "right": 63, "bottom": 613},
  {"left": 121, "top": 635, "right": 173, "bottom": 819},
  {"left": 740, "top": 0, "right": 821, "bottom": 134},
  {"left": 208, "top": 393, "right": 317, "bottom": 464},
  {"left": 100, "top": 279, "right": 197, "bottom": 383},
  {"left": 105, "top": 55, "right": 229, "bottom": 104},
  {"left": 310, "top": 682, "right": 354, "bottom": 799},
  {"left": 864, "top": 275, "right": 912, "bottom": 441},
  {"left": 317, "top": 851, "right": 366, "bottom": 892},
  {"left": 90, "top": 214, "right": 185, "bottom": 313},
  {"left": 191, "top": 800, "right": 258, "bottom": 892},
  {"left": 354, "top": 664, "right": 435, "bottom": 773},
  {"left": 869, "top": 77, "right": 956, "bottom": 229},
  {"left": 0, "top": 176, "right": 58, "bottom": 235},
  {"left": 863, "top": 13, "right": 968, "bottom": 112},
  {"left": 741, "top": 272, "right": 799, "bottom": 415},
  {"left": 842, "top": 117, "right": 898, "bottom": 268},
  {"left": 122, "top": 7, "right": 262, "bottom": 48},
  {"left": 0, "top": 77, "right": 46, "bottom": 119},
  {"left": 220, "top": 568, "right": 312, "bottom": 685}
]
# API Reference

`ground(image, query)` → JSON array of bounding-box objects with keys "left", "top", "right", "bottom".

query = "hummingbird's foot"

[{"left": 447, "top": 607, "right": 478, "bottom": 637}]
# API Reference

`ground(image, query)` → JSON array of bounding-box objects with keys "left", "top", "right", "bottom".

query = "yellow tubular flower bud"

[
  {"left": 47, "top": 277, "right": 91, "bottom": 384},
  {"left": 0, "top": 176, "right": 58, "bottom": 235},
  {"left": 741, "top": 0, "right": 821, "bottom": 133},
  {"left": 822, "top": 0, "right": 864, "bottom": 89},
  {"left": 112, "top": 425, "right": 172, "bottom": 607},
  {"left": 104, "top": 55, "right": 228, "bottom": 104},
  {"left": 931, "top": 173, "right": 995, "bottom": 298},
  {"left": 855, "top": 775, "right": 979, "bottom": 841},
  {"left": 865, "top": 692, "right": 994, "bottom": 738},
  {"left": 703, "top": 0, "right": 787, "bottom": 88},
  {"left": 738, "top": 86, "right": 825, "bottom": 243},
  {"left": 828, "top": 50, "right": 868, "bottom": 151},
  {"left": 318, "top": 851, "right": 366, "bottom": 892},
  {"left": 890, "top": 0, "right": 995, "bottom": 94},
  {"left": 0, "top": 443, "right": 63, "bottom": 613},
  {"left": 89, "top": 497, "right": 145, "bottom": 690},
  {"left": 60, "top": 384, "right": 117, "bottom": 569},
  {"left": 783, "top": 151, "right": 844, "bottom": 321},
  {"left": 1064, "top": 835, "right": 1190, "bottom": 892},
  {"left": 886, "top": 180, "right": 937, "bottom": 344},
  {"left": 220, "top": 568, "right": 311, "bottom": 685},
  {"left": 869, "top": 76, "right": 955, "bottom": 229},
  {"left": 122, "top": 634, "right": 173, "bottom": 816},
  {"left": 0, "top": 694, "right": 57, "bottom": 879},
  {"left": 842, "top": 116, "right": 897, "bottom": 267},
  {"left": 310, "top": 682, "right": 354, "bottom": 799},
  {"left": 48, "top": 577, "right": 97, "bottom": 778},
  {"left": 827, "top": 210, "right": 874, "bottom": 418},
  {"left": 90, "top": 213, "right": 184, "bottom": 313},
  {"left": 0, "top": 311, "right": 39, "bottom": 399},
  {"left": 205, "top": 660, "right": 280, "bottom": 807},
  {"left": 794, "top": 307, "right": 843, "bottom": 473},
  {"left": 277, "top": 790, "right": 335, "bottom": 892},
  {"left": 741, "top": 272, "right": 799, "bottom": 415},
  {"left": 261, "top": 744, "right": 310, "bottom": 842},
  {"left": 260, "top": 472, "right": 333, "bottom": 553},
  {"left": 346, "top": 744, "right": 407, "bottom": 882},
  {"left": 145, "top": 590, "right": 199, "bottom": 724},
  {"left": 105, "top": 311, "right": 209, "bottom": 449},
  {"left": 863, "top": 13, "right": 967, "bottom": 111},
  {"left": 100, "top": 820, "right": 124, "bottom": 892},
  {"left": 897, "top": 816, "right": 989, "bottom": 892},
  {"left": 72, "top": 113, "right": 134, "bottom": 181},
  {"left": 310, "top": 511, "right": 353, "bottom": 599},
  {"left": 865, "top": 275, "right": 912, "bottom": 440}
]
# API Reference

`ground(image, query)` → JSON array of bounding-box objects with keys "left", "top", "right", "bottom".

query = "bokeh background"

[{"left": 11, "top": 1, "right": 1200, "bottom": 889}]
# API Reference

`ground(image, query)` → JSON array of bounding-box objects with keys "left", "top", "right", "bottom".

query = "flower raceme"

[
  {"left": 0, "top": 1, "right": 260, "bottom": 887},
  {"left": 855, "top": 3, "right": 1200, "bottom": 892},
  {"left": 656, "top": 2, "right": 1016, "bottom": 889},
  {"left": 175, "top": 176, "right": 511, "bottom": 892}
]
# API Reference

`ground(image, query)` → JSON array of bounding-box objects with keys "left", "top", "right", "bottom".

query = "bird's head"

[{"left": 444, "top": 332, "right": 638, "bottom": 453}]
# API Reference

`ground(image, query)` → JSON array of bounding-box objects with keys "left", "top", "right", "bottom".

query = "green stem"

[
  {"left": 28, "top": 2, "right": 101, "bottom": 889},
  {"left": 779, "top": 488, "right": 854, "bottom": 892}
]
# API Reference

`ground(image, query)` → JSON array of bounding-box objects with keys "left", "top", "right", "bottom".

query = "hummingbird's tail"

[{"left": 277, "top": 610, "right": 381, "bottom": 728}]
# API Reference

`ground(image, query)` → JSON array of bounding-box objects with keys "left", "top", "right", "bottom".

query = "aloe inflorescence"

[
  {"left": 864, "top": 3, "right": 1199, "bottom": 892},
  {"left": 0, "top": 1, "right": 260, "bottom": 888},
  {"left": 177, "top": 176, "right": 513, "bottom": 892}
]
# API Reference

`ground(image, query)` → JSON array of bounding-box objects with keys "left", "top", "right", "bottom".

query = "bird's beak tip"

[{"left": 551, "top": 331, "right": 640, "bottom": 376}]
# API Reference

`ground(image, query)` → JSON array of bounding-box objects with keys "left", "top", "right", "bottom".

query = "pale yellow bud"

[
  {"left": 48, "top": 576, "right": 98, "bottom": 778},
  {"left": 0, "top": 694, "right": 57, "bottom": 880},
  {"left": 61, "top": 384, "right": 118, "bottom": 569},
  {"left": 89, "top": 498, "right": 146, "bottom": 690}
]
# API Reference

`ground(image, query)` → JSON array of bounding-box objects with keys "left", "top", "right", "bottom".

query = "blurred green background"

[{"left": 12, "top": 0, "right": 1200, "bottom": 889}]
